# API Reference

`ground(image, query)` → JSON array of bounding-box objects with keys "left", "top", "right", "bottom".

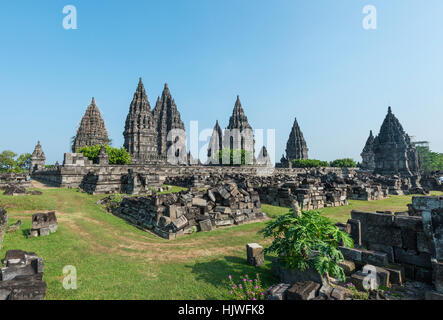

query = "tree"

[
  {"left": 329, "top": 158, "right": 357, "bottom": 168},
  {"left": 77, "top": 145, "right": 131, "bottom": 165},
  {"left": 0, "top": 150, "right": 17, "bottom": 172},
  {"left": 261, "top": 209, "right": 353, "bottom": 282},
  {"left": 417, "top": 146, "right": 443, "bottom": 173},
  {"left": 16, "top": 153, "right": 32, "bottom": 171}
]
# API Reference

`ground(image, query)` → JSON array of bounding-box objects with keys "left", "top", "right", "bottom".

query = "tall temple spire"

[
  {"left": 227, "top": 95, "right": 252, "bottom": 131},
  {"left": 72, "top": 98, "right": 109, "bottom": 152},
  {"left": 30, "top": 141, "right": 46, "bottom": 174},
  {"left": 152, "top": 83, "right": 186, "bottom": 158},
  {"left": 285, "top": 117, "right": 308, "bottom": 161},
  {"left": 207, "top": 120, "right": 223, "bottom": 164},
  {"left": 360, "top": 130, "right": 375, "bottom": 170},
  {"left": 224, "top": 96, "right": 255, "bottom": 164},
  {"left": 123, "top": 78, "right": 158, "bottom": 162},
  {"left": 373, "top": 107, "right": 419, "bottom": 175}
]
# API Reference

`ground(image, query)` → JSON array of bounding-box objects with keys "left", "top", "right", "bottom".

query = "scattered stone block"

[
  {"left": 199, "top": 219, "right": 213, "bottom": 232},
  {"left": 264, "top": 283, "right": 290, "bottom": 300},
  {"left": 246, "top": 243, "right": 264, "bottom": 267},
  {"left": 0, "top": 250, "right": 46, "bottom": 300},
  {"left": 286, "top": 281, "right": 320, "bottom": 300},
  {"left": 339, "top": 260, "right": 355, "bottom": 276},
  {"left": 7, "top": 220, "right": 21, "bottom": 233},
  {"left": 29, "top": 212, "right": 58, "bottom": 237}
]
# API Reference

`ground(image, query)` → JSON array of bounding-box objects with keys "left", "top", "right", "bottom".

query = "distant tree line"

[{"left": 291, "top": 158, "right": 357, "bottom": 168}]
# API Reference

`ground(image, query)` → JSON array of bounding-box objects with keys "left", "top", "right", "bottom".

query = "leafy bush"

[
  {"left": 417, "top": 146, "right": 443, "bottom": 173},
  {"left": 78, "top": 145, "right": 131, "bottom": 165},
  {"left": 227, "top": 273, "right": 265, "bottom": 300},
  {"left": 261, "top": 210, "right": 353, "bottom": 282},
  {"left": 329, "top": 158, "right": 357, "bottom": 168},
  {"left": 217, "top": 149, "right": 254, "bottom": 165},
  {"left": 291, "top": 159, "right": 329, "bottom": 168}
]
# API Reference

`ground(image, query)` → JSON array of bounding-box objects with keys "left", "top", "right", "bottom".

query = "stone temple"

[
  {"left": 285, "top": 117, "right": 308, "bottom": 162},
  {"left": 370, "top": 107, "right": 420, "bottom": 176},
  {"left": 153, "top": 83, "right": 187, "bottom": 160},
  {"left": 123, "top": 78, "right": 159, "bottom": 163},
  {"left": 360, "top": 130, "right": 375, "bottom": 170},
  {"left": 30, "top": 141, "right": 46, "bottom": 174},
  {"left": 207, "top": 120, "right": 223, "bottom": 164},
  {"left": 223, "top": 96, "right": 255, "bottom": 163},
  {"left": 72, "top": 98, "right": 109, "bottom": 152}
]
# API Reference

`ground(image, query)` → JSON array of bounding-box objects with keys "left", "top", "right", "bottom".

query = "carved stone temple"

[
  {"left": 372, "top": 107, "right": 420, "bottom": 176},
  {"left": 285, "top": 117, "right": 308, "bottom": 161},
  {"left": 72, "top": 97, "right": 109, "bottom": 152},
  {"left": 223, "top": 96, "right": 255, "bottom": 164},
  {"left": 207, "top": 120, "right": 223, "bottom": 164},
  {"left": 123, "top": 78, "right": 159, "bottom": 163},
  {"left": 30, "top": 141, "right": 46, "bottom": 174},
  {"left": 152, "top": 83, "right": 186, "bottom": 160},
  {"left": 360, "top": 130, "right": 375, "bottom": 170}
]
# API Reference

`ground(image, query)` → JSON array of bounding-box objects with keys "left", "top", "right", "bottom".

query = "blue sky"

[{"left": 0, "top": 0, "right": 442, "bottom": 164}]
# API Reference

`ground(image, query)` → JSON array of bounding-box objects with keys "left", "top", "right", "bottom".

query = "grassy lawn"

[{"left": 0, "top": 187, "right": 441, "bottom": 299}]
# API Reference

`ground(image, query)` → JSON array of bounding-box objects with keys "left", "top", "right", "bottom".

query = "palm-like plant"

[{"left": 261, "top": 210, "right": 353, "bottom": 282}]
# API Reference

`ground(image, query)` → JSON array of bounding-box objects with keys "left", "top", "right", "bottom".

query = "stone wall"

[
  {"left": 342, "top": 196, "right": 443, "bottom": 294},
  {"left": 105, "top": 182, "right": 266, "bottom": 239}
]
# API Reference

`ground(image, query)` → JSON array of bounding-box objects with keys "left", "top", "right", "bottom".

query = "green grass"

[{"left": 1, "top": 187, "right": 441, "bottom": 299}]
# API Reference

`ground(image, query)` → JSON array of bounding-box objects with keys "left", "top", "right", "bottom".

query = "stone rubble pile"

[
  {"left": 28, "top": 212, "right": 58, "bottom": 237},
  {"left": 339, "top": 196, "right": 443, "bottom": 299},
  {"left": 0, "top": 173, "right": 30, "bottom": 190},
  {"left": 0, "top": 250, "right": 46, "bottom": 300},
  {"left": 106, "top": 182, "right": 266, "bottom": 239}
]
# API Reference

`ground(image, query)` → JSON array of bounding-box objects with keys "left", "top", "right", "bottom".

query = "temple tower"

[
  {"left": 123, "top": 78, "right": 158, "bottom": 162},
  {"left": 373, "top": 107, "right": 420, "bottom": 176},
  {"left": 72, "top": 98, "right": 109, "bottom": 152},
  {"left": 207, "top": 120, "right": 223, "bottom": 164},
  {"left": 360, "top": 130, "right": 375, "bottom": 170},
  {"left": 223, "top": 96, "right": 255, "bottom": 164},
  {"left": 152, "top": 83, "right": 186, "bottom": 160},
  {"left": 285, "top": 117, "right": 308, "bottom": 161},
  {"left": 30, "top": 141, "right": 46, "bottom": 174}
]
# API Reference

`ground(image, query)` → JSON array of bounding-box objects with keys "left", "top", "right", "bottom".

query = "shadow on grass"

[{"left": 188, "top": 255, "right": 278, "bottom": 297}]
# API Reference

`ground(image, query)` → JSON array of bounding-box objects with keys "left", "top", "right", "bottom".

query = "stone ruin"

[
  {"left": 360, "top": 130, "right": 375, "bottom": 170},
  {"left": 263, "top": 195, "right": 443, "bottom": 300},
  {"left": 0, "top": 250, "right": 46, "bottom": 300},
  {"left": 28, "top": 212, "right": 58, "bottom": 237},
  {"left": 0, "top": 172, "right": 30, "bottom": 190},
  {"left": 0, "top": 208, "right": 7, "bottom": 250},
  {"left": 104, "top": 182, "right": 266, "bottom": 239},
  {"left": 285, "top": 117, "right": 309, "bottom": 162},
  {"left": 72, "top": 97, "right": 109, "bottom": 152},
  {"left": 367, "top": 107, "right": 420, "bottom": 176}
]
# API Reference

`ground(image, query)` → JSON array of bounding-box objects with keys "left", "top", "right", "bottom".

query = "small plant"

[
  {"left": 227, "top": 274, "right": 265, "bottom": 300},
  {"left": 261, "top": 209, "right": 353, "bottom": 282},
  {"left": 344, "top": 282, "right": 369, "bottom": 300}
]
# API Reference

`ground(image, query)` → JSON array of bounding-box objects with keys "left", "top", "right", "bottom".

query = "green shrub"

[
  {"left": 291, "top": 159, "right": 329, "bottom": 168},
  {"left": 261, "top": 210, "right": 353, "bottom": 282},
  {"left": 329, "top": 158, "right": 357, "bottom": 168},
  {"left": 417, "top": 146, "right": 443, "bottom": 173},
  {"left": 78, "top": 145, "right": 131, "bottom": 165}
]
